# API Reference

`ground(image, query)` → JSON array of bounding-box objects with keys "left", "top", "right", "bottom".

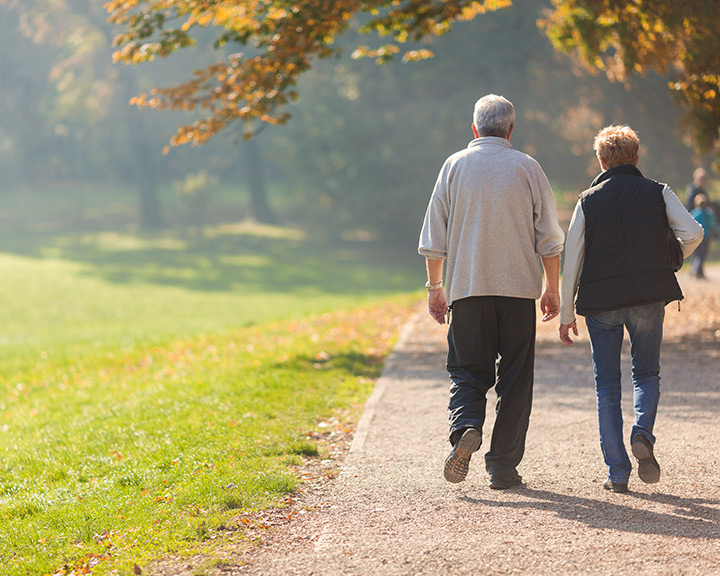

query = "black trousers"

[{"left": 446, "top": 296, "right": 536, "bottom": 478}]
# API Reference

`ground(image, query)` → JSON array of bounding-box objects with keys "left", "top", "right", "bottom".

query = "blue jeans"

[{"left": 585, "top": 302, "right": 664, "bottom": 483}]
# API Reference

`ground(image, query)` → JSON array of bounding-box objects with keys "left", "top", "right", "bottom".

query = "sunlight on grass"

[
  {"left": 206, "top": 220, "right": 307, "bottom": 240},
  {"left": 0, "top": 237, "right": 418, "bottom": 368},
  {"left": 0, "top": 302, "right": 417, "bottom": 575},
  {"left": 0, "top": 223, "right": 422, "bottom": 575}
]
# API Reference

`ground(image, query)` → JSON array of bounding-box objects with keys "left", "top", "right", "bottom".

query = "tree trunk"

[
  {"left": 242, "top": 136, "right": 276, "bottom": 224},
  {"left": 136, "top": 146, "right": 163, "bottom": 230},
  {"left": 120, "top": 70, "right": 163, "bottom": 230}
]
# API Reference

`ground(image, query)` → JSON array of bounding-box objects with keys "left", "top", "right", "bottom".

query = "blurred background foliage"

[{"left": 0, "top": 0, "right": 710, "bottom": 254}]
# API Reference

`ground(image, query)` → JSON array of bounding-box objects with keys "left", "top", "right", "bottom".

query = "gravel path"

[{"left": 223, "top": 267, "right": 720, "bottom": 576}]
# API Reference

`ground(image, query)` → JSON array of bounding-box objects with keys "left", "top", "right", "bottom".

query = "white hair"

[{"left": 473, "top": 94, "right": 515, "bottom": 138}]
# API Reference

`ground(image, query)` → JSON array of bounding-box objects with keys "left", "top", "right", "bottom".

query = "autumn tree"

[
  {"left": 267, "top": 2, "right": 695, "bottom": 242},
  {"left": 541, "top": 0, "right": 720, "bottom": 160},
  {"left": 0, "top": 0, "right": 171, "bottom": 228},
  {"left": 105, "top": 0, "right": 512, "bottom": 148},
  {"left": 107, "top": 0, "right": 720, "bottom": 164}
]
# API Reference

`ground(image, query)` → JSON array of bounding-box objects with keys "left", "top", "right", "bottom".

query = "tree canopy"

[
  {"left": 106, "top": 0, "right": 720, "bottom": 161},
  {"left": 542, "top": 0, "right": 720, "bottom": 158},
  {"left": 105, "top": 0, "right": 511, "bottom": 148},
  {"left": 0, "top": 0, "right": 699, "bottom": 241}
]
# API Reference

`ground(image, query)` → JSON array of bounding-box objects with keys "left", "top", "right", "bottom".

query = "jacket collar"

[
  {"left": 591, "top": 164, "right": 644, "bottom": 187},
  {"left": 467, "top": 136, "right": 513, "bottom": 150}
]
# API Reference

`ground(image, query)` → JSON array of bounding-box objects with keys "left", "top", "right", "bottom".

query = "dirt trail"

[{"left": 223, "top": 267, "right": 720, "bottom": 576}]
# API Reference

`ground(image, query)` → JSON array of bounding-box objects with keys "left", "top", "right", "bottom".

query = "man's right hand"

[
  {"left": 428, "top": 289, "right": 448, "bottom": 325},
  {"left": 559, "top": 322, "right": 578, "bottom": 347}
]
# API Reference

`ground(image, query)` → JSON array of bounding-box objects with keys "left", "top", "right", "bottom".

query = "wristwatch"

[{"left": 425, "top": 281, "right": 443, "bottom": 291}]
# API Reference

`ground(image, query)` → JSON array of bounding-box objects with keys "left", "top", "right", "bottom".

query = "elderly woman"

[{"left": 559, "top": 125, "right": 703, "bottom": 493}]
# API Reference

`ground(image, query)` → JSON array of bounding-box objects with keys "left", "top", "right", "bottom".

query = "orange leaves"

[
  {"left": 49, "top": 530, "right": 129, "bottom": 575},
  {"left": 351, "top": 43, "right": 400, "bottom": 64},
  {"left": 402, "top": 48, "right": 434, "bottom": 62},
  {"left": 104, "top": 1, "right": 144, "bottom": 22},
  {"left": 107, "top": 0, "right": 510, "bottom": 147},
  {"left": 542, "top": 0, "right": 720, "bottom": 157},
  {"left": 109, "top": 449, "right": 124, "bottom": 461},
  {"left": 459, "top": 0, "right": 512, "bottom": 20},
  {"left": 266, "top": 6, "right": 289, "bottom": 21},
  {"left": 359, "top": 0, "right": 510, "bottom": 43},
  {"left": 50, "top": 551, "right": 112, "bottom": 575}
]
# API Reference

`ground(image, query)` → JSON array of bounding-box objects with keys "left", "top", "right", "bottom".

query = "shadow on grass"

[
  {"left": 281, "top": 350, "right": 387, "bottom": 379},
  {"left": 0, "top": 222, "right": 420, "bottom": 295}
]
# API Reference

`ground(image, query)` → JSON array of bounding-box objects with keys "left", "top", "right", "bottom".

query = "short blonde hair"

[{"left": 593, "top": 125, "right": 639, "bottom": 168}]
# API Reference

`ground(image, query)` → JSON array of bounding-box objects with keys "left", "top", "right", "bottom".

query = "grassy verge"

[
  {"left": 0, "top": 220, "right": 419, "bottom": 365},
  {"left": 0, "top": 295, "right": 418, "bottom": 576},
  {"left": 0, "top": 219, "right": 423, "bottom": 575}
]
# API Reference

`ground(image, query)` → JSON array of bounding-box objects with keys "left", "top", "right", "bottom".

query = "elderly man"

[
  {"left": 418, "top": 94, "right": 564, "bottom": 489},
  {"left": 559, "top": 125, "right": 703, "bottom": 493}
]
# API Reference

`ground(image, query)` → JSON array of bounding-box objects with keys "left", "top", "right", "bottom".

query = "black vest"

[{"left": 575, "top": 164, "right": 683, "bottom": 316}]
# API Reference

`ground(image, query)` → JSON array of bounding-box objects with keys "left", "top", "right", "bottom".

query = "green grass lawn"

[
  {"left": 0, "top": 219, "right": 418, "bottom": 361},
  {"left": 0, "top": 221, "right": 421, "bottom": 575}
]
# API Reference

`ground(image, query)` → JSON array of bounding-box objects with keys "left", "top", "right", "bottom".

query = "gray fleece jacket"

[{"left": 418, "top": 137, "right": 565, "bottom": 305}]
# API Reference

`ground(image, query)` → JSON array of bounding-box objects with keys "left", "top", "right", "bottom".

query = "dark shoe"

[
  {"left": 489, "top": 473, "right": 524, "bottom": 490},
  {"left": 444, "top": 428, "right": 481, "bottom": 483},
  {"left": 603, "top": 479, "right": 629, "bottom": 493},
  {"left": 631, "top": 435, "right": 661, "bottom": 484}
]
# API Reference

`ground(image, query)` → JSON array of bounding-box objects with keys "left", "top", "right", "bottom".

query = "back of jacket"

[
  {"left": 418, "top": 137, "right": 565, "bottom": 305},
  {"left": 575, "top": 164, "right": 683, "bottom": 315}
]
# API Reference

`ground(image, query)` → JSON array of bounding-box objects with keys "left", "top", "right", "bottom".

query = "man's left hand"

[{"left": 540, "top": 290, "right": 560, "bottom": 322}]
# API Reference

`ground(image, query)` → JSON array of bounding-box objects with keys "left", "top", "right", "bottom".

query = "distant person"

[
  {"left": 690, "top": 194, "right": 718, "bottom": 279},
  {"left": 418, "top": 94, "right": 564, "bottom": 490},
  {"left": 559, "top": 125, "right": 703, "bottom": 493},
  {"left": 685, "top": 167, "right": 708, "bottom": 211}
]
